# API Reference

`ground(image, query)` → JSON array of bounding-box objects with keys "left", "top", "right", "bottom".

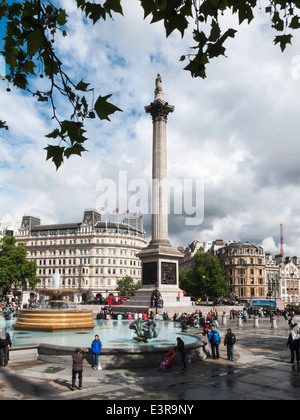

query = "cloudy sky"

[{"left": 1, "top": 0, "right": 300, "bottom": 257}]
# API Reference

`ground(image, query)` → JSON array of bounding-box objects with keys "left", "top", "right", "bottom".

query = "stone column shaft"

[{"left": 145, "top": 83, "right": 174, "bottom": 246}]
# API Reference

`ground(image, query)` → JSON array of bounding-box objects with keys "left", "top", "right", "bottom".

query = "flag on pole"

[
  {"left": 113, "top": 208, "right": 119, "bottom": 214},
  {"left": 123, "top": 210, "right": 129, "bottom": 214},
  {"left": 98, "top": 207, "right": 107, "bottom": 212},
  {"left": 137, "top": 215, "right": 143, "bottom": 219},
  {"left": 131, "top": 212, "right": 137, "bottom": 216}
]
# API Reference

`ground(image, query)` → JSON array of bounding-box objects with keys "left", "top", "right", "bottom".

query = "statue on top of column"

[{"left": 155, "top": 74, "right": 163, "bottom": 93}]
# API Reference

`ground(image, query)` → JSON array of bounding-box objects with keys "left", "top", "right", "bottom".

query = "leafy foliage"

[
  {"left": 1, "top": 0, "right": 299, "bottom": 168},
  {"left": 0, "top": 236, "right": 40, "bottom": 294},
  {"left": 179, "top": 252, "right": 228, "bottom": 298},
  {"left": 0, "top": 0, "right": 123, "bottom": 169},
  {"left": 116, "top": 275, "right": 141, "bottom": 297},
  {"left": 139, "top": 0, "right": 300, "bottom": 79}
]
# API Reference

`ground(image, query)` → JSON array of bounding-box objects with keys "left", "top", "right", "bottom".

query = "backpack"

[
  {"left": 0, "top": 337, "right": 8, "bottom": 348},
  {"left": 211, "top": 331, "right": 221, "bottom": 345}
]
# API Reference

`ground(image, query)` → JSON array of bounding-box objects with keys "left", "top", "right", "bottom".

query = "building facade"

[
  {"left": 266, "top": 254, "right": 300, "bottom": 305},
  {"left": 16, "top": 210, "right": 147, "bottom": 301},
  {"left": 280, "top": 256, "right": 300, "bottom": 304},
  {"left": 265, "top": 253, "right": 281, "bottom": 303},
  {"left": 213, "top": 242, "right": 267, "bottom": 304}
]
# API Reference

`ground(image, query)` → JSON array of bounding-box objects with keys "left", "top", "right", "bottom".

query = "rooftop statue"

[{"left": 155, "top": 74, "right": 163, "bottom": 93}]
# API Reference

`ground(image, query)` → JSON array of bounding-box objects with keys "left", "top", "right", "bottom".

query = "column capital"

[{"left": 145, "top": 99, "right": 175, "bottom": 122}]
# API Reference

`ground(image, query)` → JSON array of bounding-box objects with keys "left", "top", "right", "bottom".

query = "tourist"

[
  {"left": 224, "top": 328, "right": 237, "bottom": 361},
  {"left": 203, "top": 321, "right": 209, "bottom": 337},
  {"left": 287, "top": 330, "right": 300, "bottom": 364},
  {"left": 213, "top": 318, "right": 219, "bottom": 330},
  {"left": 0, "top": 328, "right": 12, "bottom": 367},
  {"left": 288, "top": 312, "right": 297, "bottom": 331},
  {"left": 72, "top": 347, "right": 85, "bottom": 391},
  {"left": 181, "top": 317, "right": 189, "bottom": 332},
  {"left": 208, "top": 326, "right": 221, "bottom": 360},
  {"left": 174, "top": 337, "right": 187, "bottom": 371},
  {"left": 91, "top": 334, "right": 102, "bottom": 370}
]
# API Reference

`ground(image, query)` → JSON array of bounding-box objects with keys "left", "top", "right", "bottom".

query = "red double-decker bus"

[{"left": 107, "top": 296, "right": 130, "bottom": 306}]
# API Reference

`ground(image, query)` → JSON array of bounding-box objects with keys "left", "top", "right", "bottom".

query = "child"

[{"left": 158, "top": 349, "right": 176, "bottom": 372}]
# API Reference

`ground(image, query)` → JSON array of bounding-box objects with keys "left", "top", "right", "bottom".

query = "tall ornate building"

[
  {"left": 214, "top": 242, "right": 267, "bottom": 304},
  {"left": 16, "top": 210, "right": 147, "bottom": 302},
  {"left": 266, "top": 254, "right": 300, "bottom": 304},
  {"left": 279, "top": 256, "right": 300, "bottom": 304}
]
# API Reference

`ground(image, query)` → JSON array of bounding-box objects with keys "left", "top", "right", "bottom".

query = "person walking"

[
  {"left": 72, "top": 348, "right": 85, "bottom": 391},
  {"left": 91, "top": 334, "right": 102, "bottom": 370},
  {"left": 208, "top": 326, "right": 221, "bottom": 360},
  {"left": 174, "top": 337, "right": 187, "bottom": 371},
  {"left": 0, "top": 328, "right": 12, "bottom": 367},
  {"left": 224, "top": 328, "right": 236, "bottom": 361},
  {"left": 287, "top": 330, "right": 300, "bottom": 364}
]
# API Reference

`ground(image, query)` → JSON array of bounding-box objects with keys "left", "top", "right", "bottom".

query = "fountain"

[
  {"left": 13, "top": 273, "right": 95, "bottom": 332},
  {"left": 129, "top": 319, "right": 158, "bottom": 343}
]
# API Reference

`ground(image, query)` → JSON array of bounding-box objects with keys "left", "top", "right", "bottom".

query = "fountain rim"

[
  {"left": 12, "top": 331, "right": 203, "bottom": 353},
  {"left": 38, "top": 289, "right": 80, "bottom": 296}
]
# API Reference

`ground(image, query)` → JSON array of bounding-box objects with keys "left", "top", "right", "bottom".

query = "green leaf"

[
  {"left": 64, "top": 143, "right": 87, "bottom": 159},
  {"left": 274, "top": 34, "right": 293, "bottom": 51},
  {"left": 45, "top": 129, "right": 60, "bottom": 139},
  {"left": 164, "top": 13, "right": 188, "bottom": 38},
  {"left": 0, "top": 120, "right": 9, "bottom": 130},
  {"left": 75, "top": 80, "right": 90, "bottom": 91},
  {"left": 82, "top": 3, "right": 106, "bottom": 24},
  {"left": 60, "top": 120, "right": 87, "bottom": 144},
  {"left": 13, "top": 73, "right": 28, "bottom": 89},
  {"left": 94, "top": 94, "right": 123, "bottom": 121},
  {"left": 272, "top": 11, "right": 284, "bottom": 32},
  {"left": 238, "top": 4, "right": 254, "bottom": 24},
  {"left": 184, "top": 54, "right": 208, "bottom": 79},
  {"left": 289, "top": 16, "right": 300, "bottom": 30},
  {"left": 139, "top": 0, "right": 156, "bottom": 19},
  {"left": 103, "top": 0, "right": 123, "bottom": 16},
  {"left": 44, "top": 145, "right": 65, "bottom": 170},
  {"left": 209, "top": 19, "right": 221, "bottom": 42},
  {"left": 56, "top": 9, "right": 68, "bottom": 26},
  {"left": 24, "top": 60, "right": 36, "bottom": 75},
  {"left": 26, "top": 29, "right": 44, "bottom": 57}
]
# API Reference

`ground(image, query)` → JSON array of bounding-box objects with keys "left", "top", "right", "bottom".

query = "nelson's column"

[{"left": 125, "top": 75, "right": 191, "bottom": 313}]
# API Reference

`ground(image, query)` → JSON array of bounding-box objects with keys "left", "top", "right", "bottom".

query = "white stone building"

[
  {"left": 265, "top": 254, "right": 300, "bottom": 305},
  {"left": 16, "top": 210, "right": 147, "bottom": 302}
]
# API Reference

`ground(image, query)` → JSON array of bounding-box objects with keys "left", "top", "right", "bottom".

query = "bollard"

[
  {"left": 271, "top": 317, "right": 277, "bottom": 329},
  {"left": 222, "top": 314, "right": 227, "bottom": 326},
  {"left": 237, "top": 315, "right": 243, "bottom": 327},
  {"left": 253, "top": 316, "right": 259, "bottom": 328}
]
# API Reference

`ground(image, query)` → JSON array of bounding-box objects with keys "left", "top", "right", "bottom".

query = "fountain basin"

[
  {"left": 2, "top": 318, "right": 208, "bottom": 368},
  {"left": 12, "top": 309, "right": 95, "bottom": 332}
]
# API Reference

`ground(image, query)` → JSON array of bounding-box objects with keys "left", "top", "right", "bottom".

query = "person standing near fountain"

[
  {"left": 72, "top": 348, "right": 85, "bottom": 391},
  {"left": 91, "top": 335, "right": 102, "bottom": 370},
  {"left": 0, "top": 328, "right": 12, "bottom": 367}
]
